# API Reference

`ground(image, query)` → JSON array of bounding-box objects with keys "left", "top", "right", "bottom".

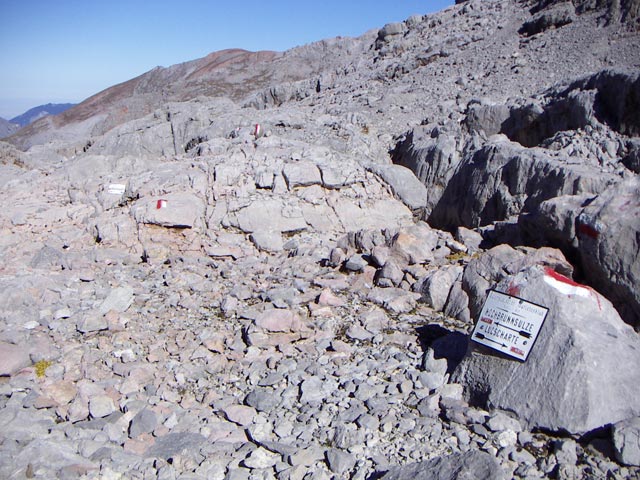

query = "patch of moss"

[
  {"left": 446, "top": 252, "right": 468, "bottom": 262},
  {"left": 34, "top": 360, "right": 53, "bottom": 378}
]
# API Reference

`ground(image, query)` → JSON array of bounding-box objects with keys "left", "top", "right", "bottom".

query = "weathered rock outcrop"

[
  {"left": 521, "top": 176, "right": 640, "bottom": 327},
  {"left": 429, "top": 135, "right": 617, "bottom": 230}
]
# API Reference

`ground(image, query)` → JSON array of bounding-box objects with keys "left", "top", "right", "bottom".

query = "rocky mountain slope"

[{"left": 1, "top": 0, "right": 640, "bottom": 479}]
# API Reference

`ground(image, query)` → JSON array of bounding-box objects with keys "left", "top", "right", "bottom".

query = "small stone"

[
  {"left": 250, "top": 231, "right": 284, "bottom": 252},
  {"left": 54, "top": 308, "right": 72, "bottom": 319},
  {"left": 244, "top": 447, "right": 280, "bottom": 469},
  {"left": 417, "top": 394, "right": 441, "bottom": 418},
  {"left": 325, "top": 449, "right": 356, "bottom": 474},
  {"left": 344, "top": 254, "right": 369, "bottom": 272},
  {"left": 370, "top": 246, "right": 391, "bottom": 268},
  {"left": 98, "top": 286, "right": 134, "bottom": 315},
  {"left": 255, "top": 309, "right": 302, "bottom": 333},
  {"left": 129, "top": 408, "right": 157, "bottom": 438},
  {"left": 289, "top": 447, "right": 325, "bottom": 467},
  {"left": 300, "top": 377, "right": 326, "bottom": 404},
  {"left": 202, "top": 336, "right": 225, "bottom": 353},
  {"left": 223, "top": 405, "right": 256, "bottom": 426},
  {"left": 554, "top": 439, "right": 578, "bottom": 465},
  {"left": 439, "top": 383, "right": 464, "bottom": 401},
  {"left": 356, "top": 414, "right": 380, "bottom": 431},
  {"left": 422, "top": 348, "right": 448, "bottom": 376},
  {"left": 245, "top": 388, "right": 280, "bottom": 413},
  {"left": 124, "top": 432, "right": 155, "bottom": 456},
  {"left": 78, "top": 270, "right": 96, "bottom": 282},
  {"left": 317, "top": 289, "right": 344, "bottom": 307},
  {"left": 495, "top": 430, "right": 518, "bottom": 448},
  {"left": 89, "top": 395, "right": 117, "bottom": 418},
  {"left": 486, "top": 411, "right": 522, "bottom": 432},
  {"left": 0, "top": 341, "right": 31, "bottom": 376},
  {"left": 377, "top": 259, "right": 405, "bottom": 287},
  {"left": 613, "top": 417, "right": 640, "bottom": 466},
  {"left": 418, "top": 371, "right": 446, "bottom": 391},
  {"left": 76, "top": 311, "right": 108, "bottom": 334},
  {"left": 510, "top": 448, "right": 537, "bottom": 465},
  {"left": 346, "top": 324, "right": 373, "bottom": 341},
  {"left": 41, "top": 380, "right": 77, "bottom": 406}
]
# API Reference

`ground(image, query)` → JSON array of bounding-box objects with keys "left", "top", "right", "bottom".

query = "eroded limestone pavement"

[{"left": 1, "top": 0, "right": 640, "bottom": 478}]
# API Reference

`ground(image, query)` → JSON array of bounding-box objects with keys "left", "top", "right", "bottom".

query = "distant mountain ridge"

[
  {"left": 0, "top": 117, "right": 20, "bottom": 138},
  {"left": 10, "top": 103, "right": 76, "bottom": 127}
]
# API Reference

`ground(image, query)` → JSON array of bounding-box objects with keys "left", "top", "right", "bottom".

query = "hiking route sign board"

[{"left": 471, "top": 290, "right": 549, "bottom": 362}]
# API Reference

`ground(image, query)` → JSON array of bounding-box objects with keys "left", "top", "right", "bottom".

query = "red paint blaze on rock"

[
  {"left": 507, "top": 282, "right": 521, "bottom": 296},
  {"left": 544, "top": 267, "right": 602, "bottom": 310},
  {"left": 578, "top": 223, "right": 599, "bottom": 239},
  {"left": 544, "top": 267, "right": 585, "bottom": 288}
]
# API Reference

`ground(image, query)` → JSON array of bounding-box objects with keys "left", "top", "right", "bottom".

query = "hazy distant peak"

[{"left": 10, "top": 103, "right": 76, "bottom": 127}]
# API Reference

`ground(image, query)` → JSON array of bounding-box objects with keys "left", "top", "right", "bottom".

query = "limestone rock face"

[
  {"left": 576, "top": 177, "right": 640, "bottom": 327},
  {"left": 452, "top": 264, "right": 640, "bottom": 435},
  {"left": 428, "top": 136, "right": 617, "bottom": 230},
  {"left": 520, "top": 177, "right": 640, "bottom": 328}
]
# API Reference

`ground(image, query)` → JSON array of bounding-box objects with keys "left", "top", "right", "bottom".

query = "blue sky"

[{"left": 0, "top": 0, "right": 454, "bottom": 119}]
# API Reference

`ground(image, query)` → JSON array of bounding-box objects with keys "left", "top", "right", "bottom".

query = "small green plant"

[{"left": 34, "top": 360, "right": 53, "bottom": 378}]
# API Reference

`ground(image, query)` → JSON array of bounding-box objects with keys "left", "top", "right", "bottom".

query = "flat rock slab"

[
  {"left": 98, "top": 285, "right": 134, "bottom": 315},
  {"left": 0, "top": 341, "right": 31, "bottom": 376},
  {"left": 380, "top": 450, "right": 505, "bottom": 480},
  {"left": 254, "top": 309, "right": 303, "bottom": 333},
  {"left": 282, "top": 160, "right": 322, "bottom": 188},
  {"left": 132, "top": 192, "right": 205, "bottom": 228},
  {"left": 233, "top": 199, "right": 308, "bottom": 233},
  {"left": 145, "top": 432, "right": 208, "bottom": 460},
  {"left": 14, "top": 438, "right": 97, "bottom": 475},
  {"left": 370, "top": 164, "right": 429, "bottom": 210}
]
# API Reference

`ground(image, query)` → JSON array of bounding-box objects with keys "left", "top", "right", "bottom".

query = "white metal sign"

[
  {"left": 107, "top": 184, "right": 126, "bottom": 195},
  {"left": 471, "top": 290, "right": 548, "bottom": 362}
]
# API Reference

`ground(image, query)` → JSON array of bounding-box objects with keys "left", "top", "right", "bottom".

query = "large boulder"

[
  {"left": 461, "top": 244, "right": 573, "bottom": 320},
  {"left": 576, "top": 176, "right": 640, "bottom": 328},
  {"left": 391, "top": 127, "right": 460, "bottom": 214},
  {"left": 428, "top": 136, "right": 617, "bottom": 230},
  {"left": 519, "top": 177, "right": 640, "bottom": 328},
  {"left": 452, "top": 263, "right": 640, "bottom": 434}
]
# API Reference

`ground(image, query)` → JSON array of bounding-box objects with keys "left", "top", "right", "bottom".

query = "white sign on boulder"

[{"left": 471, "top": 290, "right": 548, "bottom": 361}]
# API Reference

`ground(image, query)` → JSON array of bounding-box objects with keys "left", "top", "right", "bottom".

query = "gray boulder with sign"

[{"left": 452, "top": 264, "right": 640, "bottom": 435}]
